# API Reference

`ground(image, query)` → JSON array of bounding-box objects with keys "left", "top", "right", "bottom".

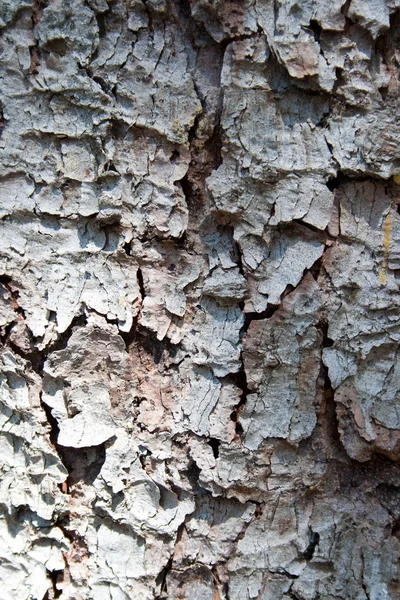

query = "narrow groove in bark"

[
  {"left": 155, "top": 556, "right": 173, "bottom": 599},
  {"left": 303, "top": 530, "right": 320, "bottom": 561},
  {"left": 142, "top": 0, "right": 154, "bottom": 36},
  {"left": 316, "top": 317, "right": 345, "bottom": 456},
  {"left": 207, "top": 436, "right": 220, "bottom": 458},
  {"left": 118, "top": 318, "right": 138, "bottom": 350},
  {"left": 43, "top": 568, "right": 63, "bottom": 600},
  {"left": 0, "top": 100, "right": 4, "bottom": 138},
  {"left": 29, "top": 0, "right": 46, "bottom": 74},
  {"left": 229, "top": 362, "right": 250, "bottom": 436},
  {"left": 174, "top": 0, "right": 225, "bottom": 226},
  {"left": 40, "top": 392, "right": 61, "bottom": 450},
  {"left": 243, "top": 304, "right": 280, "bottom": 322},
  {"left": 327, "top": 170, "right": 388, "bottom": 191},
  {"left": 154, "top": 520, "right": 187, "bottom": 599}
]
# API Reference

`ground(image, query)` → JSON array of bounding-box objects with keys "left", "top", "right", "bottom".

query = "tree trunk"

[{"left": 0, "top": 0, "right": 399, "bottom": 598}]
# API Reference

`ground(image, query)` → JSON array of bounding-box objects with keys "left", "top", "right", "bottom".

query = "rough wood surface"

[{"left": 0, "top": 1, "right": 399, "bottom": 598}]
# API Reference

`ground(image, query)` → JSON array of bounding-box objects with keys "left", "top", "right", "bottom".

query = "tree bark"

[{"left": 0, "top": 0, "right": 399, "bottom": 598}]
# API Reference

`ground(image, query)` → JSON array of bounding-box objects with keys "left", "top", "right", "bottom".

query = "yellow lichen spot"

[
  {"left": 172, "top": 118, "right": 187, "bottom": 144},
  {"left": 393, "top": 173, "right": 400, "bottom": 184},
  {"left": 379, "top": 212, "right": 391, "bottom": 285}
]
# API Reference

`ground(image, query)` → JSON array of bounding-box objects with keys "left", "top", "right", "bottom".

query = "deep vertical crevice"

[
  {"left": 155, "top": 556, "right": 173, "bottom": 598},
  {"left": 231, "top": 303, "right": 279, "bottom": 434},
  {"left": 119, "top": 319, "right": 137, "bottom": 350},
  {"left": 0, "top": 101, "right": 4, "bottom": 138},
  {"left": 154, "top": 520, "right": 187, "bottom": 599},
  {"left": 40, "top": 392, "right": 61, "bottom": 449},
  {"left": 43, "top": 568, "right": 63, "bottom": 599},
  {"left": 303, "top": 530, "right": 320, "bottom": 560},
  {"left": 172, "top": 0, "right": 225, "bottom": 227},
  {"left": 137, "top": 266, "right": 145, "bottom": 302},
  {"left": 30, "top": 0, "right": 48, "bottom": 74},
  {"left": 230, "top": 360, "right": 250, "bottom": 436},
  {"left": 207, "top": 437, "right": 220, "bottom": 458}
]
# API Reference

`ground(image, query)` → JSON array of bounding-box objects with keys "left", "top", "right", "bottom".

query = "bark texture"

[{"left": 0, "top": 1, "right": 400, "bottom": 598}]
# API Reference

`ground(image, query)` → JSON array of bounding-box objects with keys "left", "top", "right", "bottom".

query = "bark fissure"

[{"left": 1, "top": 1, "right": 400, "bottom": 598}]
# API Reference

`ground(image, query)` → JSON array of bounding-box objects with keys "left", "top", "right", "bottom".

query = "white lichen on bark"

[{"left": 0, "top": 0, "right": 399, "bottom": 599}]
